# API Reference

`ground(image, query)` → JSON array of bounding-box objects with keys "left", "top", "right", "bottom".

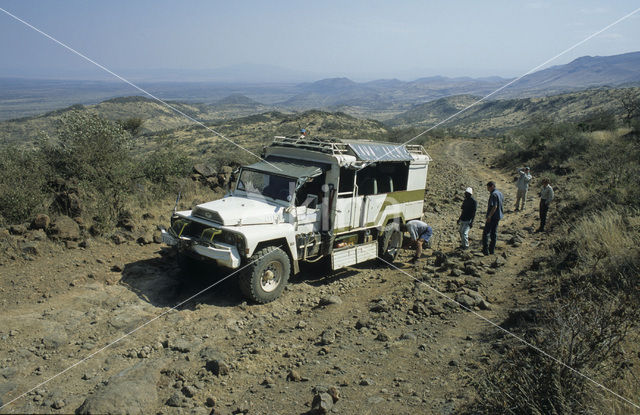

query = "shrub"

[
  {"left": 0, "top": 147, "right": 51, "bottom": 224},
  {"left": 471, "top": 208, "right": 640, "bottom": 414},
  {"left": 39, "top": 111, "right": 134, "bottom": 233},
  {"left": 119, "top": 117, "right": 144, "bottom": 135},
  {"left": 498, "top": 121, "right": 590, "bottom": 169},
  {"left": 141, "top": 146, "right": 192, "bottom": 184},
  {"left": 541, "top": 131, "right": 591, "bottom": 165},
  {"left": 577, "top": 111, "right": 617, "bottom": 132}
]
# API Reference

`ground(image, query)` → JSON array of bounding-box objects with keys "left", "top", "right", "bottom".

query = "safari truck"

[{"left": 161, "top": 136, "right": 431, "bottom": 303}]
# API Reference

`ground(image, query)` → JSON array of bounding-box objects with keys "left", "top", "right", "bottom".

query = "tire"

[
  {"left": 378, "top": 223, "right": 402, "bottom": 263},
  {"left": 239, "top": 246, "right": 290, "bottom": 303}
]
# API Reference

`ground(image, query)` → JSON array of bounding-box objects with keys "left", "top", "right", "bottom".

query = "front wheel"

[
  {"left": 239, "top": 246, "right": 290, "bottom": 303},
  {"left": 378, "top": 223, "right": 403, "bottom": 264}
]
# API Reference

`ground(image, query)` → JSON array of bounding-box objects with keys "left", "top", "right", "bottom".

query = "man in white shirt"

[{"left": 515, "top": 167, "right": 532, "bottom": 211}]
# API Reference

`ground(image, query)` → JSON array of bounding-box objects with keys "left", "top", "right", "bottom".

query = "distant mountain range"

[{"left": 0, "top": 51, "right": 639, "bottom": 121}]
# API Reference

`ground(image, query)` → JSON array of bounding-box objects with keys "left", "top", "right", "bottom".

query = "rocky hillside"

[
  {"left": 0, "top": 96, "right": 280, "bottom": 146},
  {"left": 0, "top": 138, "right": 553, "bottom": 414},
  {"left": 387, "top": 87, "right": 639, "bottom": 135}
]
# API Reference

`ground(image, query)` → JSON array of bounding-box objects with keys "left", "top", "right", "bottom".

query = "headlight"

[{"left": 224, "top": 232, "right": 236, "bottom": 244}]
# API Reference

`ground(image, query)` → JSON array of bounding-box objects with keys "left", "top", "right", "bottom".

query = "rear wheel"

[
  {"left": 239, "top": 246, "right": 290, "bottom": 303},
  {"left": 378, "top": 223, "right": 403, "bottom": 263}
]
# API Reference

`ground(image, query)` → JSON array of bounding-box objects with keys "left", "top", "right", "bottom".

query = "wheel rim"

[{"left": 260, "top": 260, "right": 283, "bottom": 292}]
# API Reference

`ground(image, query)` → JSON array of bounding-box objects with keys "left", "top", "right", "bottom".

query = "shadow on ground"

[{"left": 119, "top": 248, "right": 244, "bottom": 309}]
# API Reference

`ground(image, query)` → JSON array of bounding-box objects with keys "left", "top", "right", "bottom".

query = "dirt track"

[{"left": 0, "top": 138, "right": 552, "bottom": 414}]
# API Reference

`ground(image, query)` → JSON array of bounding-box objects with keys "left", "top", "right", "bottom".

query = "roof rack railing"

[
  {"left": 405, "top": 144, "right": 428, "bottom": 155},
  {"left": 272, "top": 136, "right": 350, "bottom": 155},
  {"left": 271, "top": 136, "right": 429, "bottom": 158}
]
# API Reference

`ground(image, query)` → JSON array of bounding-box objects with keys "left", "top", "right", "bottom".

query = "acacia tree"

[
  {"left": 617, "top": 88, "right": 640, "bottom": 127},
  {"left": 40, "top": 111, "right": 134, "bottom": 233}
]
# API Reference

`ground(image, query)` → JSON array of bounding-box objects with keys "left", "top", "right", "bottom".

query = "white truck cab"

[{"left": 162, "top": 136, "right": 431, "bottom": 303}]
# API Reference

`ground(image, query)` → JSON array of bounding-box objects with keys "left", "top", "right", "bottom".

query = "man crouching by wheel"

[{"left": 400, "top": 220, "right": 433, "bottom": 264}]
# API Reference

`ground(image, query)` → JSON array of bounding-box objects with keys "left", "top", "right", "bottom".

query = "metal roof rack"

[
  {"left": 272, "top": 136, "right": 351, "bottom": 155},
  {"left": 405, "top": 144, "right": 428, "bottom": 155},
  {"left": 271, "top": 136, "right": 430, "bottom": 161}
]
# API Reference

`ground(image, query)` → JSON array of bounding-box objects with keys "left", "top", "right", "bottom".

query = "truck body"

[{"left": 162, "top": 136, "right": 431, "bottom": 302}]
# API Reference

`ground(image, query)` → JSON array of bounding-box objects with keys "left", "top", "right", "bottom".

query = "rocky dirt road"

[{"left": 0, "top": 138, "right": 551, "bottom": 414}]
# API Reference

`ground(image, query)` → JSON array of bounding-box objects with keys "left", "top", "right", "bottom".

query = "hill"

[
  {"left": 500, "top": 51, "right": 640, "bottom": 97},
  {"left": 387, "top": 87, "right": 639, "bottom": 135},
  {"left": 0, "top": 96, "right": 279, "bottom": 146},
  {"left": 3, "top": 52, "right": 639, "bottom": 123},
  {"left": 134, "top": 109, "right": 390, "bottom": 165}
]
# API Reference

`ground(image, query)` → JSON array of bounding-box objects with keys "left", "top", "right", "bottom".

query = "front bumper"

[{"left": 161, "top": 228, "right": 241, "bottom": 269}]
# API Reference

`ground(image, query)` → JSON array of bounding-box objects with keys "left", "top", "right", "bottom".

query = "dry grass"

[{"left": 568, "top": 208, "right": 640, "bottom": 272}]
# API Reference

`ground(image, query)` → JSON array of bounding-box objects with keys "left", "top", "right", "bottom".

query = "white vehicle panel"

[{"left": 331, "top": 241, "right": 377, "bottom": 270}]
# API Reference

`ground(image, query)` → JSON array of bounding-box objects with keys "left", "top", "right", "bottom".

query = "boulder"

[
  {"left": 48, "top": 216, "right": 80, "bottom": 241},
  {"left": 193, "top": 164, "right": 217, "bottom": 178},
  {"left": 21, "top": 242, "right": 39, "bottom": 256},
  {"left": 219, "top": 166, "right": 233, "bottom": 175},
  {"left": 76, "top": 360, "right": 165, "bottom": 414},
  {"left": 8, "top": 224, "right": 28, "bottom": 235},
  {"left": 200, "top": 347, "right": 229, "bottom": 376},
  {"left": 311, "top": 392, "right": 334, "bottom": 414},
  {"left": 31, "top": 214, "right": 50, "bottom": 230},
  {"left": 52, "top": 191, "right": 82, "bottom": 217}
]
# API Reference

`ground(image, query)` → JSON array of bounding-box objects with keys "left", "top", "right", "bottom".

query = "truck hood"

[{"left": 193, "top": 196, "right": 285, "bottom": 226}]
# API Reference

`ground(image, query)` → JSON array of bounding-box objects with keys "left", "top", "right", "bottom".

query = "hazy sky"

[{"left": 1, "top": 0, "right": 639, "bottom": 82}]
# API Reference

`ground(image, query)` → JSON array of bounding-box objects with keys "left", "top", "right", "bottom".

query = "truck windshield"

[{"left": 236, "top": 169, "right": 296, "bottom": 202}]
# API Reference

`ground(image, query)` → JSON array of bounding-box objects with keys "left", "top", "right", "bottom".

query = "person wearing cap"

[
  {"left": 299, "top": 128, "right": 308, "bottom": 140},
  {"left": 515, "top": 166, "right": 532, "bottom": 211},
  {"left": 457, "top": 187, "right": 477, "bottom": 250},
  {"left": 537, "top": 178, "right": 554, "bottom": 232}
]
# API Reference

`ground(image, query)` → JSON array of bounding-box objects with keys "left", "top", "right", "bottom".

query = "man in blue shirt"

[{"left": 482, "top": 181, "right": 504, "bottom": 255}]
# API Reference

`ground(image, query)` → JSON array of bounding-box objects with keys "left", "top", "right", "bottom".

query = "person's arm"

[
  {"left": 486, "top": 205, "right": 497, "bottom": 222},
  {"left": 415, "top": 239, "right": 423, "bottom": 258},
  {"left": 470, "top": 200, "right": 477, "bottom": 227}
]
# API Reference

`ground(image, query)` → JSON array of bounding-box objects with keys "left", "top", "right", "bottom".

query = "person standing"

[
  {"left": 515, "top": 167, "right": 532, "bottom": 211},
  {"left": 401, "top": 220, "right": 433, "bottom": 263},
  {"left": 482, "top": 181, "right": 504, "bottom": 255},
  {"left": 457, "top": 187, "right": 477, "bottom": 250},
  {"left": 538, "top": 178, "right": 554, "bottom": 232}
]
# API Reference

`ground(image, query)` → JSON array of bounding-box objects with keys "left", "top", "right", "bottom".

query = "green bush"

[
  {"left": 42, "top": 111, "right": 132, "bottom": 181},
  {"left": 0, "top": 147, "right": 51, "bottom": 224},
  {"left": 119, "top": 117, "right": 144, "bottom": 135},
  {"left": 498, "top": 121, "right": 590, "bottom": 168},
  {"left": 541, "top": 130, "right": 591, "bottom": 165},
  {"left": 577, "top": 111, "right": 617, "bottom": 132},
  {"left": 141, "top": 147, "right": 192, "bottom": 184},
  {"left": 39, "top": 111, "right": 134, "bottom": 233}
]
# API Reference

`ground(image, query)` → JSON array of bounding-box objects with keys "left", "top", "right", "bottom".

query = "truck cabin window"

[
  {"left": 295, "top": 174, "right": 325, "bottom": 208},
  {"left": 339, "top": 162, "right": 409, "bottom": 197},
  {"left": 237, "top": 170, "right": 296, "bottom": 202}
]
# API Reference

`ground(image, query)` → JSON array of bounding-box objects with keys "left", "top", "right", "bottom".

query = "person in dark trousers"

[
  {"left": 537, "top": 178, "right": 554, "bottom": 232},
  {"left": 482, "top": 181, "right": 504, "bottom": 255},
  {"left": 400, "top": 220, "right": 433, "bottom": 263},
  {"left": 457, "top": 187, "right": 477, "bottom": 249}
]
